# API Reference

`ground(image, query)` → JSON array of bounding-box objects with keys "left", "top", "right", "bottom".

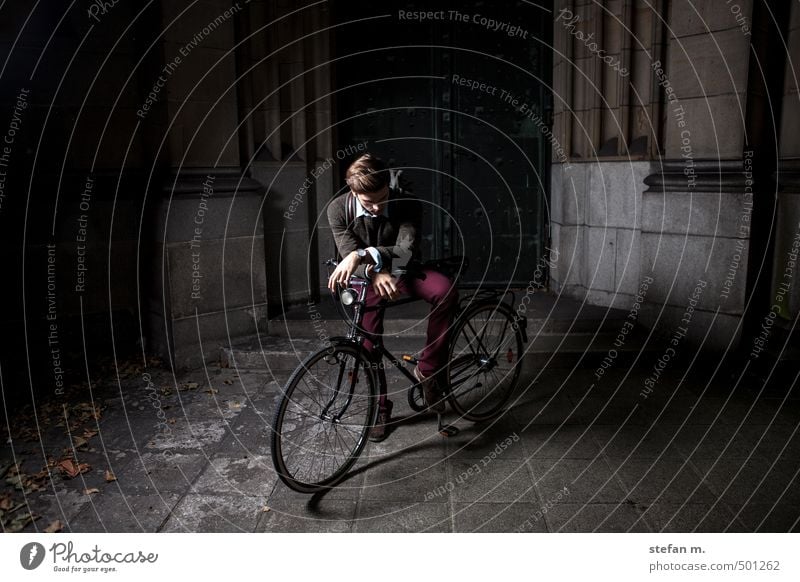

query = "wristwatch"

[{"left": 356, "top": 249, "right": 368, "bottom": 261}]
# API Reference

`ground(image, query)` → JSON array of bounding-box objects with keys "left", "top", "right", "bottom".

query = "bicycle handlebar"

[{"left": 324, "top": 255, "right": 469, "bottom": 281}]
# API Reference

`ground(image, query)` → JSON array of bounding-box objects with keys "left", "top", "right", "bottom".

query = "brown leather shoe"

[
  {"left": 413, "top": 365, "right": 445, "bottom": 413},
  {"left": 369, "top": 400, "right": 393, "bottom": 442}
]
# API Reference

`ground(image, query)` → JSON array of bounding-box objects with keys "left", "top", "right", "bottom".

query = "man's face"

[{"left": 353, "top": 185, "right": 389, "bottom": 215}]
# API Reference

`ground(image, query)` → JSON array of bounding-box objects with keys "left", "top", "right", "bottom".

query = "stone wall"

[
  {"left": 550, "top": 161, "right": 652, "bottom": 309},
  {"left": 550, "top": 0, "right": 761, "bottom": 351}
]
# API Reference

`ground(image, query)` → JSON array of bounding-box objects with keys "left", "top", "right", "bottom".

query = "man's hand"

[
  {"left": 372, "top": 271, "right": 398, "bottom": 300},
  {"left": 327, "top": 251, "right": 360, "bottom": 291}
]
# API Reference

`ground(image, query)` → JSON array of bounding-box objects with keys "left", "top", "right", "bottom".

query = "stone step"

[
  {"left": 220, "top": 327, "right": 658, "bottom": 372},
  {"left": 266, "top": 313, "right": 632, "bottom": 339},
  {"left": 269, "top": 291, "right": 635, "bottom": 338}
]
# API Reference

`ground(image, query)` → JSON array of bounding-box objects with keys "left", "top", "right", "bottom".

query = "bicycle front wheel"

[
  {"left": 447, "top": 303, "right": 523, "bottom": 421},
  {"left": 271, "top": 345, "right": 376, "bottom": 493}
]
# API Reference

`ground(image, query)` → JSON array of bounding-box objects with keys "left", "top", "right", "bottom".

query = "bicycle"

[{"left": 270, "top": 256, "right": 528, "bottom": 493}]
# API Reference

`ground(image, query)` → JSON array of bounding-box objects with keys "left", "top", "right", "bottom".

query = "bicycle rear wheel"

[
  {"left": 271, "top": 345, "right": 376, "bottom": 493},
  {"left": 446, "top": 303, "right": 523, "bottom": 421}
]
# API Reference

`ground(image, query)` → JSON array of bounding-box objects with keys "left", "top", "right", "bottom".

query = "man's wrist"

[{"left": 353, "top": 249, "right": 370, "bottom": 263}]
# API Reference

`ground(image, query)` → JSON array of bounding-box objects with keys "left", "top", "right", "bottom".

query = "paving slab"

[
  {"left": 353, "top": 501, "right": 451, "bottom": 533},
  {"left": 453, "top": 501, "right": 549, "bottom": 532},
  {"left": 544, "top": 502, "right": 651, "bottom": 533},
  {"left": 641, "top": 501, "right": 748, "bottom": 533},
  {"left": 3, "top": 356, "right": 799, "bottom": 533}
]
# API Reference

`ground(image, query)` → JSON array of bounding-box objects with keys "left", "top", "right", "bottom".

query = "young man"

[{"left": 326, "top": 153, "right": 458, "bottom": 441}]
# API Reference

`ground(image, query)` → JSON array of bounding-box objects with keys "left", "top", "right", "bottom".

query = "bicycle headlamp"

[{"left": 340, "top": 288, "right": 357, "bottom": 306}]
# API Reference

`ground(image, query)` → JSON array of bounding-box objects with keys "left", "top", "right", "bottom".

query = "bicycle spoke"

[
  {"left": 447, "top": 305, "right": 522, "bottom": 421},
  {"left": 272, "top": 345, "right": 375, "bottom": 491}
]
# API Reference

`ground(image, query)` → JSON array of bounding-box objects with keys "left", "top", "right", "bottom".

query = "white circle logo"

[{"left": 20, "top": 542, "right": 46, "bottom": 570}]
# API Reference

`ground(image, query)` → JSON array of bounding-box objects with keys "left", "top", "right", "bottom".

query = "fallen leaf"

[
  {"left": 57, "top": 459, "right": 91, "bottom": 479},
  {"left": 261, "top": 506, "right": 271, "bottom": 513},
  {"left": 185, "top": 382, "right": 199, "bottom": 390},
  {"left": 44, "top": 520, "right": 63, "bottom": 533},
  {"left": 5, "top": 502, "right": 26, "bottom": 515},
  {"left": 204, "top": 388, "right": 219, "bottom": 395},
  {"left": 83, "top": 488, "right": 100, "bottom": 495},
  {"left": 223, "top": 379, "right": 233, "bottom": 385},
  {"left": 6, "top": 473, "right": 25, "bottom": 489},
  {"left": 0, "top": 494, "right": 13, "bottom": 511},
  {"left": 104, "top": 470, "right": 117, "bottom": 483},
  {"left": 7, "top": 511, "right": 38, "bottom": 532}
]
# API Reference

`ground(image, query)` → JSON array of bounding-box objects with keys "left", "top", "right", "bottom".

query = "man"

[{"left": 327, "top": 153, "right": 458, "bottom": 441}]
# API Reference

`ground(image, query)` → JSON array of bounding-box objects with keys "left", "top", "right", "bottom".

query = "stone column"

[
  {"left": 640, "top": 0, "right": 756, "bottom": 350},
  {"left": 238, "top": 1, "right": 336, "bottom": 308},
  {"left": 144, "top": 0, "right": 266, "bottom": 369},
  {"left": 550, "top": 1, "right": 662, "bottom": 309},
  {"left": 771, "top": 2, "right": 800, "bottom": 328}
]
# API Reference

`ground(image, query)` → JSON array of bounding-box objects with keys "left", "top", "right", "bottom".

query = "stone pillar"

[
  {"left": 773, "top": 2, "right": 800, "bottom": 322},
  {"left": 550, "top": 1, "right": 663, "bottom": 309},
  {"left": 638, "top": 0, "right": 756, "bottom": 350},
  {"left": 143, "top": 1, "right": 266, "bottom": 368},
  {"left": 237, "top": 1, "right": 336, "bottom": 308},
  {"left": 551, "top": 0, "right": 765, "bottom": 351}
]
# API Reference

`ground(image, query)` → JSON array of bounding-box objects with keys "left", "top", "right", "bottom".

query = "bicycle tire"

[
  {"left": 271, "top": 345, "right": 377, "bottom": 493},
  {"left": 446, "top": 303, "right": 523, "bottom": 421}
]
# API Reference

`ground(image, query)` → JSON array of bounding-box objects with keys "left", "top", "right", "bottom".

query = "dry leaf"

[
  {"left": 7, "top": 511, "right": 37, "bottom": 532},
  {"left": 104, "top": 470, "right": 117, "bottom": 483},
  {"left": 223, "top": 379, "right": 233, "bottom": 385},
  {"left": 204, "top": 388, "right": 219, "bottom": 395},
  {"left": 57, "top": 459, "right": 91, "bottom": 479},
  {"left": 83, "top": 488, "right": 100, "bottom": 495},
  {"left": 0, "top": 494, "right": 13, "bottom": 511},
  {"left": 6, "top": 473, "right": 25, "bottom": 489},
  {"left": 44, "top": 520, "right": 63, "bottom": 533},
  {"left": 261, "top": 506, "right": 271, "bottom": 513}
]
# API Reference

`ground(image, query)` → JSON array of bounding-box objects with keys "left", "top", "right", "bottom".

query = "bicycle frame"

[
  {"left": 333, "top": 277, "right": 422, "bottom": 390},
  {"left": 325, "top": 256, "right": 527, "bottom": 403}
]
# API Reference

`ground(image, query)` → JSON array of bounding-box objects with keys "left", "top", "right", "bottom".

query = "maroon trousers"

[{"left": 360, "top": 269, "right": 459, "bottom": 404}]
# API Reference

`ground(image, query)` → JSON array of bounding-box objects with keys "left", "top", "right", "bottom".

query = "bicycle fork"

[{"left": 320, "top": 352, "right": 361, "bottom": 424}]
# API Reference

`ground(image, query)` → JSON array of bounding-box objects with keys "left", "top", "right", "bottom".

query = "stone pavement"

[{"left": 2, "top": 352, "right": 799, "bottom": 533}]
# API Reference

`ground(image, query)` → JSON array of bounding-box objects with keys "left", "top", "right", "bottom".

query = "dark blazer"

[{"left": 327, "top": 187, "right": 422, "bottom": 278}]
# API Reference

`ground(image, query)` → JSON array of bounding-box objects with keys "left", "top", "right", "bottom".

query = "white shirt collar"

[{"left": 354, "top": 191, "right": 390, "bottom": 219}]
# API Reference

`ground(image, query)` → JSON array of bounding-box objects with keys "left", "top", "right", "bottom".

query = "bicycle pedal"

[
  {"left": 437, "top": 413, "right": 459, "bottom": 437},
  {"left": 438, "top": 425, "right": 459, "bottom": 437}
]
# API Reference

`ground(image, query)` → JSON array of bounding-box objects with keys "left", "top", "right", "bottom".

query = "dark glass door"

[{"left": 333, "top": 0, "right": 552, "bottom": 286}]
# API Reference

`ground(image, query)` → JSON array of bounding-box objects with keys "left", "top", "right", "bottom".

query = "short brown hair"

[{"left": 345, "top": 153, "right": 389, "bottom": 194}]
